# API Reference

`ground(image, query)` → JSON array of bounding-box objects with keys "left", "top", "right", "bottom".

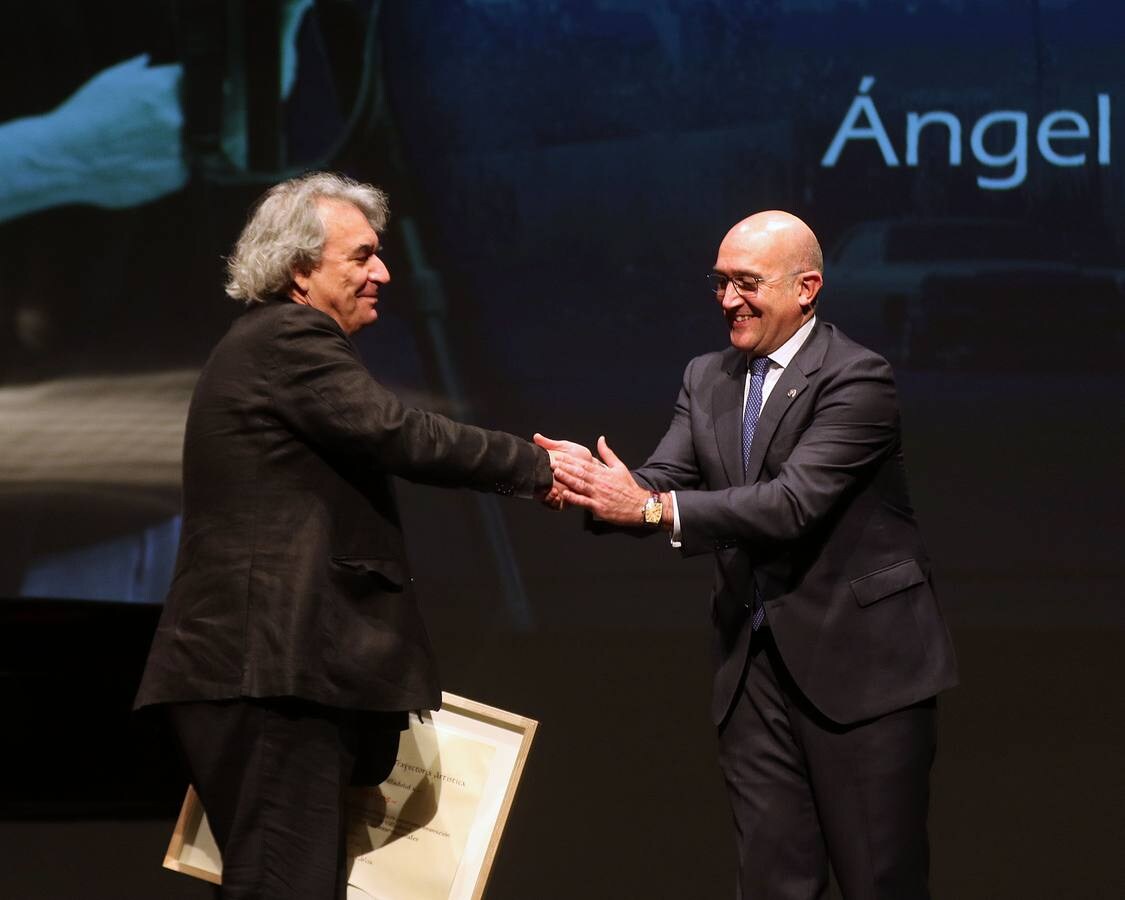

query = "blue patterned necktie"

[
  {"left": 742, "top": 356, "right": 770, "bottom": 475},
  {"left": 743, "top": 356, "right": 771, "bottom": 630}
]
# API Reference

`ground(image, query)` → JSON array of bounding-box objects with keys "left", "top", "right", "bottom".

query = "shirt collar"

[{"left": 764, "top": 315, "right": 817, "bottom": 370}]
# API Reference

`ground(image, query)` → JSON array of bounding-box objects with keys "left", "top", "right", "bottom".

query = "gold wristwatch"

[{"left": 642, "top": 492, "right": 663, "bottom": 527}]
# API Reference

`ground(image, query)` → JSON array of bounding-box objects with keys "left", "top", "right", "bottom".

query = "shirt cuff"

[{"left": 669, "top": 491, "right": 682, "bottom": 548}]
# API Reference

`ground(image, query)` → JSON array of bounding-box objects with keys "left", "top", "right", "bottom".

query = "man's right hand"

[
  {"left": 534, "top": 433, "right": 594, "bottom": 510},
  {"left": 534, "top": 433, "right": 594, "bottom": 463}
]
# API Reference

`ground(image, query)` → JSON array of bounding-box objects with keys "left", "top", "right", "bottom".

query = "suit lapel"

[
  {"left": 712, "top": 349, "right": 747, "bottom": 487},
  {"left": 744, "top": 321, "right": 829, "bottom": 484},
  {"left": 744, "top": 365, "right": 807, "bottom": 484}
]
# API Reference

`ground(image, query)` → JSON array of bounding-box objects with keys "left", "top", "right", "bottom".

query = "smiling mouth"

[{"left": 731, "top": 313, "right": 756, "bottom": 325}]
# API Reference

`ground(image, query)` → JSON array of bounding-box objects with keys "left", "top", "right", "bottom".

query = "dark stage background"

[{"left": 1, "top": 1, "right": 1122, "bottom": 897}]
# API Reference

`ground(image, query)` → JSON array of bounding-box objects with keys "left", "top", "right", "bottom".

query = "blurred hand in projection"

[{"left": 0, "top": 54, "right": 188, "bottom": 222}]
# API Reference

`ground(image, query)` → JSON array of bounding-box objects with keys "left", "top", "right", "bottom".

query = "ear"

[
  {"left": 797, "top": 271, "right": 823, "bottom": 313},
  {"left": 289, "top": 268, "right": 311, "bottom": 303}
]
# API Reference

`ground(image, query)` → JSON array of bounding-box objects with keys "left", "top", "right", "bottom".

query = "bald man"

[{"left": 545, "top": 212, "right": 958, "bottom": 899}]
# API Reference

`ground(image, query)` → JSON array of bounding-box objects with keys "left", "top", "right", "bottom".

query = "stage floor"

[{"left": 1, "top": 623, "right": 1121, "bottom": 899}]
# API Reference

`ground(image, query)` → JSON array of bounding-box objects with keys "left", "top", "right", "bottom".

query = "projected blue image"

[
  {"left": 20, "top": 515, "right": 181, "bottom": 604},
  {"left": 1, "top": 0, "right": 1122, "bottom": 607},
  {"left": 0, "top": 0, "right": 373, "bottom": 603},
  {"left": 0, "top": 54, "right": 186, "bottom": 224},
  {"left": 380, "top": 0, "right": 1123, "bottom": 381}
]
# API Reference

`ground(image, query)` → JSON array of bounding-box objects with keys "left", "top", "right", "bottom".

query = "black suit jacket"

[
  {"left": 135, "top": 300, "right": 551, "bottom": 714},
  {"left": 633, "top": 321, "right": 958, "bottom": 726}
]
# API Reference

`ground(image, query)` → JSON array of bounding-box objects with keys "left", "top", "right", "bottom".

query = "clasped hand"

[{"left": 534, "top": 433, "right": 652, "bottom": 525}]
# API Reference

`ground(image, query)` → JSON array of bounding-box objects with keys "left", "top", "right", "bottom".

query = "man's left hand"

[{"left": 551, "top": 436, "right": 651, "bottom": 525}]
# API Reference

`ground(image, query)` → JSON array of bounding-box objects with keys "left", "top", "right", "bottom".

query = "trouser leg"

[
  {"left": 717, "top": 630, "right": 937, "bottom": 900},
  {"left": 717, "top": 633, "right": 831, "bottom": 900},
  {"left": 784, "top": 674, "right": 936, "bottom": 900},
  {"left": 167, "top": 698, "right": 383, "bottom": 900}
]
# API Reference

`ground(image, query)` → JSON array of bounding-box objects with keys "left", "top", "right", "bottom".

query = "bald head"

[
  {"left": 713, "top": 210, "right": 824, "bottom": 356},
  {"left": 723, "top": 211, "right": 823, "bottom": 276}
]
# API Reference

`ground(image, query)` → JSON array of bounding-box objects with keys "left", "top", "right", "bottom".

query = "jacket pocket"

[
  {"left": 850, "top": 558, "right": 926, "bottom": 608},
  {"left": 330, "top": 556, "right": 407, "bottom": 591}
]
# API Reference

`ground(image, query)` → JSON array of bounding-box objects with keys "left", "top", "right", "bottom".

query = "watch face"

[{"left": 643, "top": 500, "right": 663, "bottom": 525}]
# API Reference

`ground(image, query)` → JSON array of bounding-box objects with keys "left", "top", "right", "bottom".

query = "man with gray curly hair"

[
  {"left": 224, "top": 171, "right": 390, "bottom": 312},
  {"left": 136, "top": 172, "right": 564, "bottom": 899}
]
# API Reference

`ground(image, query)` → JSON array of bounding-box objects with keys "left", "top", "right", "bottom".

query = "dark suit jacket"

[
  {"left": 135, "top": 300, "right": 551, "bottom": 714},
  {"left": 633, "top": 321, "right": 958, "bottom": 726}
]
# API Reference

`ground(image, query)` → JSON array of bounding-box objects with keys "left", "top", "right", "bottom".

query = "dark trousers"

[
  {"left": 717, "top": 629, "right": 937, "bottom": 900},
  {"left": 167, "top": 698, "right": 404, "bottom": 900}
]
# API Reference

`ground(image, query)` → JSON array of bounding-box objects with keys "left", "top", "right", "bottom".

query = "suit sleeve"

[
  {"left": 267, "top": 310, "right": 551, "bottom": 495},
  {"left": 632, "top": 356, "right": 704, "bottom": 493},
  {"left": 675, "top": 353, "right": 899, "bottom": 557}
]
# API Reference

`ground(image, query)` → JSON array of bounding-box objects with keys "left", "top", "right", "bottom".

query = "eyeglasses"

[{"left": 706, "top": 270, "right": 805, "bottom": 300}]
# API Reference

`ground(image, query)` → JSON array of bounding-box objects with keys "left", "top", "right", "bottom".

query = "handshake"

[{"left": 531, "top": 433, "right": 671, "bottom": 529}]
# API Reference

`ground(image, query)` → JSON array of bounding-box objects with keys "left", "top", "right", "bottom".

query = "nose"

[
  {"left": 720, "top": 282, "right": 742, "bottom": 308},
  {"left": 368, "top": 255, "right": 390, "bottom": 284}
]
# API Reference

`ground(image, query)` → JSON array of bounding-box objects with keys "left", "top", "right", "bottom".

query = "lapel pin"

[{"left": 787, "top": 388, "right": 797, "bottom": 399}]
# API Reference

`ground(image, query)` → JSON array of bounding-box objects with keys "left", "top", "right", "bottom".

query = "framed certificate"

[{"left": 163, "top": 692, "right": 538, "bottom": 900}]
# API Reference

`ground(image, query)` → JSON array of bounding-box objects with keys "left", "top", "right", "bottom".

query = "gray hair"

[{"left": 225, "top": 172, "right": 390, "bottom": 304}]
